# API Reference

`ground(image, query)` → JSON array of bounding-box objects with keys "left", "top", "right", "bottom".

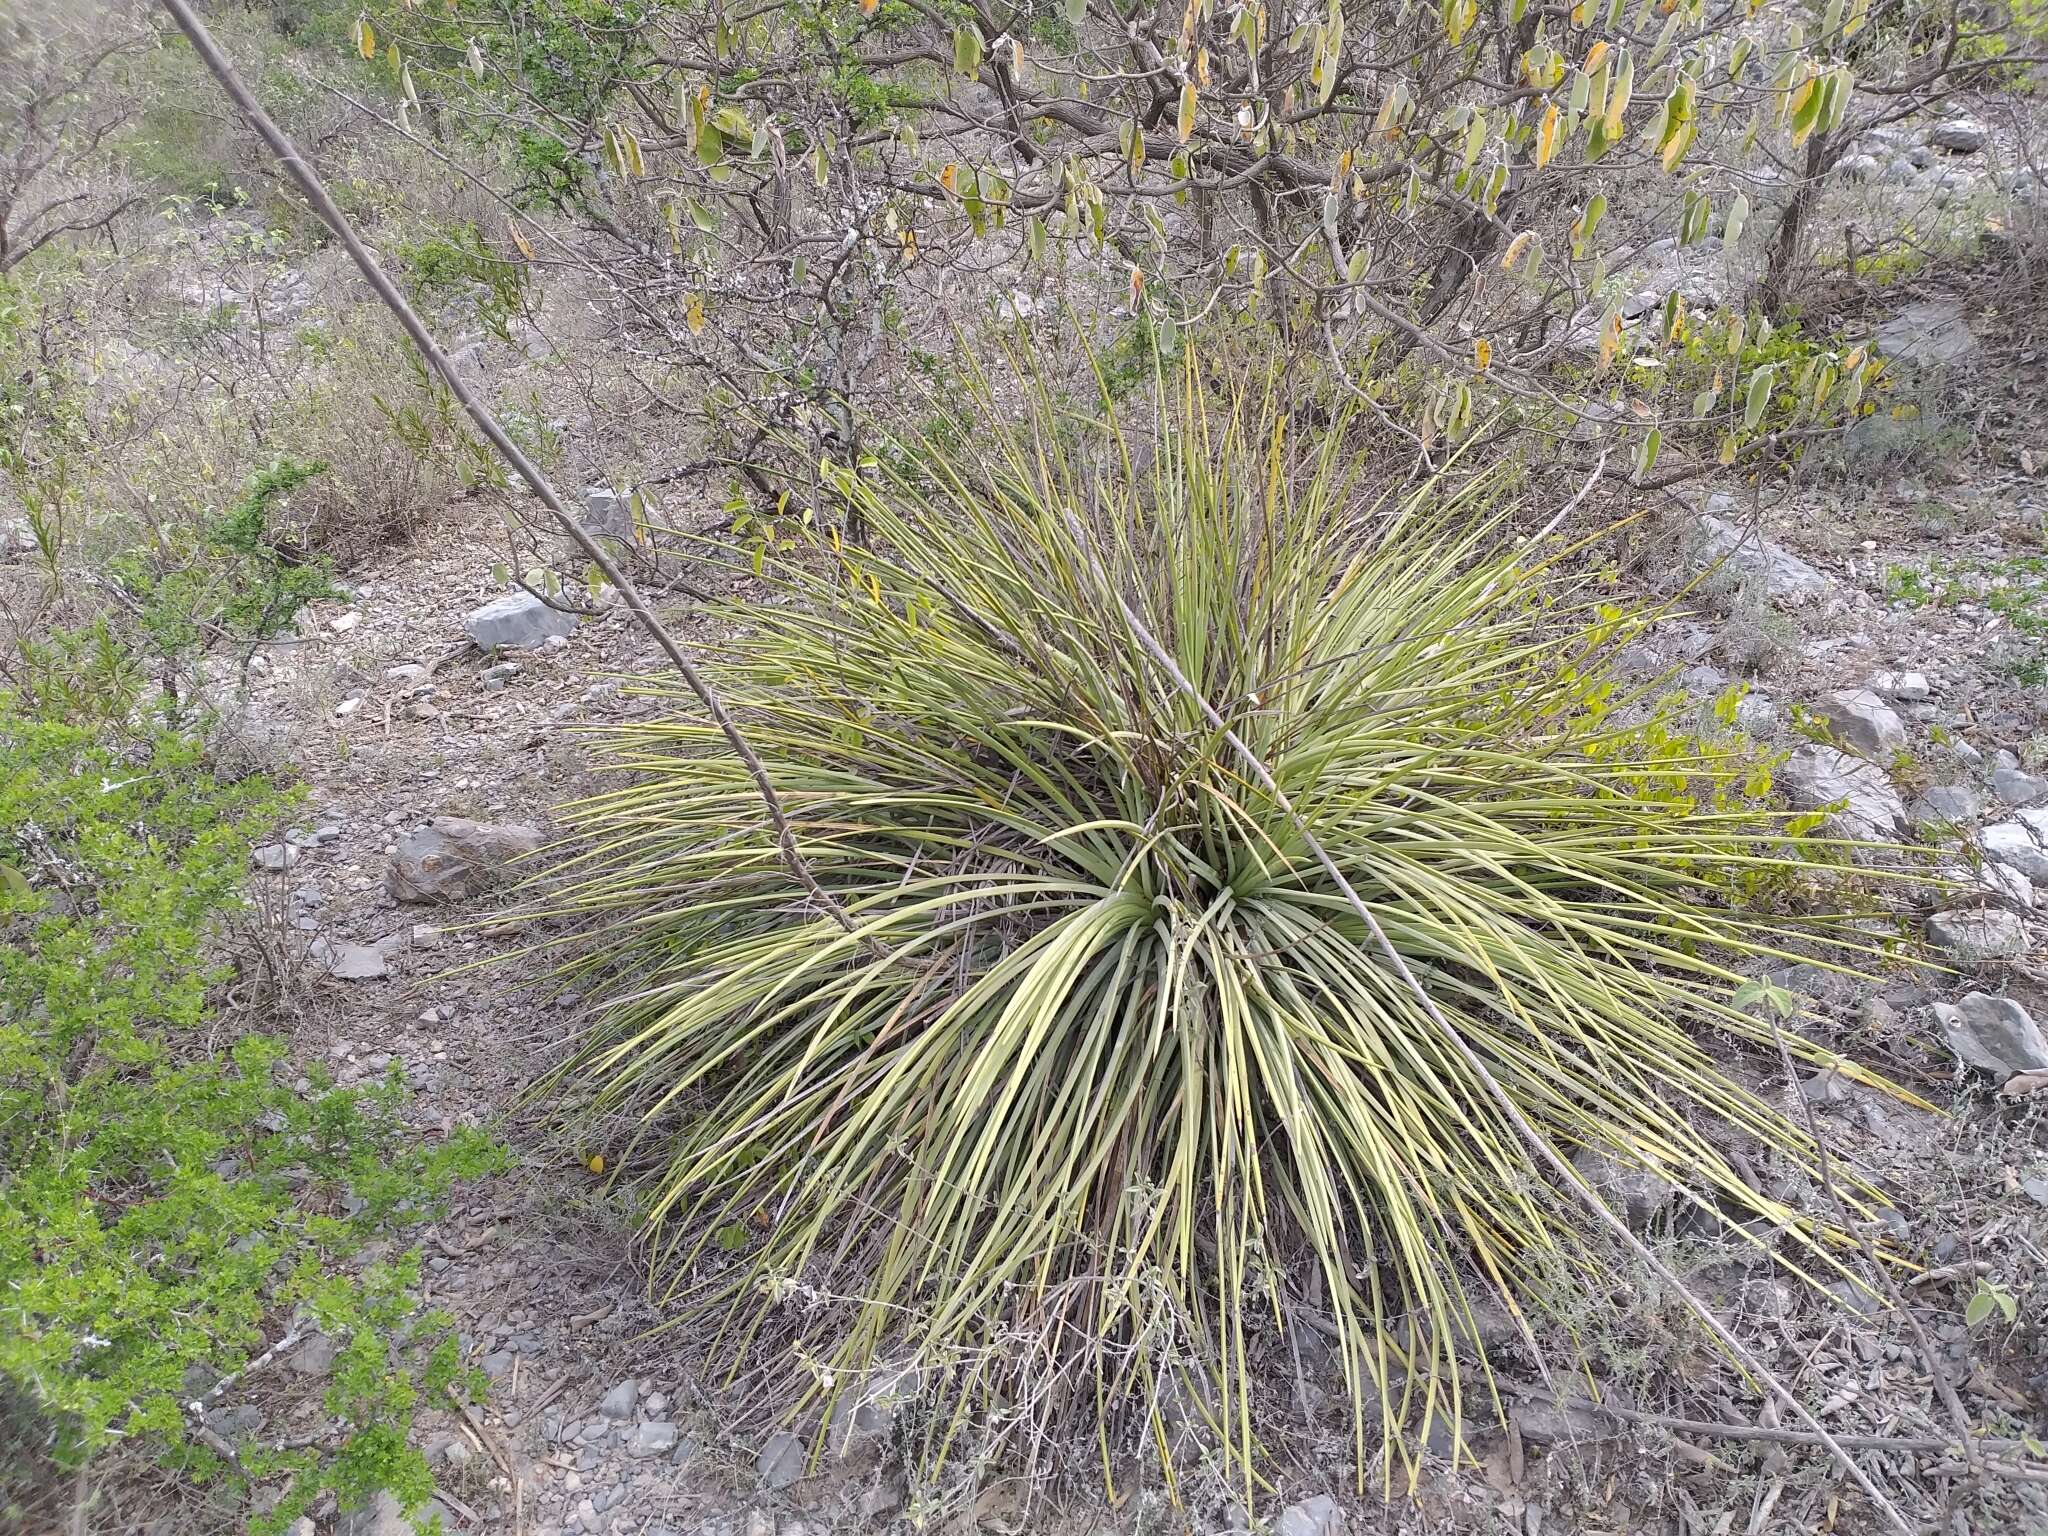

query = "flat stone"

[
  {"left": 1780, "top": 744, "right": 1905, "bottom": 841},
  {"left": 1993, "top": 757, "right": 2048, "bottom": 808},
  {"left": 387, "top": 816, "right": 544, "bottom": 903},
  {"left": 289, "top": 1332, "right": 340, "bottom": 1377},
  {"left": 465, "top": 590, "right": 578, "bottom": 651},
  {"left": 1983, "top": 820, "right": 2048, "bottom": 884},
  {"left": 1926, "top": 908, "right": 2028, "bottom": 964},
  {"left": 757, "top": 1429, "right": 805, "bottom": 1489},
  {"left": 631, "top": 1420, "right": 679, "bottom": 1457},
  {"left": 1698, "top": 511, "right": 1832, "bottom": 604},
  {"left": 1515, "top": 1388, "right": 1620, "bottom": 1445},
  {"left": 1935, "top": 860, "right": 2035, "bottom": 911},
  {"left": 1909, "top": 784, "right": 1983, "bottom": 830},
  {"left": 1809, "top": 688, "right": 1907, "bottom": 760},
  {"left": 1928, "top": 117, "right": 1987, "bottom": 153},
  {"left": 1273, "top": 1495, "right": 1344, "bottom": 1536},
  {"left": 307, "top": 937, "right": 390, "bottom": 981},
  {"left": 251, "top": 842, "right": 299, "bottom": 873},
  {"left": 1932, "top": 992, "right": 2048, "bottom": 1074},
  {"left": 1875, "top": 299, "right": 1980, "bottom": 369},
  {"left": 1893, "top": 672, "right": 1932, "bottom": 701},
  {"left": 598, "top": 1379, "right": 639, "bottom": 1420}
]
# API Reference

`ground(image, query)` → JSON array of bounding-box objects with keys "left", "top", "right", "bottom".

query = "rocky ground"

[
  {"left": 90, "top": 84, "right": 2048, "bottom": 1536},
  {"left": 228, "top": 299, "right": 2048, "bottom": 1535}
]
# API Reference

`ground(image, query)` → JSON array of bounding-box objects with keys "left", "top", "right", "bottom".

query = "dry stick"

[
  {"left": 1524, "top": 1394, "right": 2047, "bottom": 1463},
  {"left": 158, "top": 0, "right": 858, "bottom": 939},
  {"left": 1061, "top": 513, "right": 1915, "bottom": 1536}
]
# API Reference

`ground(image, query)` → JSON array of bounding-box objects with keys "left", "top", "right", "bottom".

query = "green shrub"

[
  {"left": 0, "top": 670, "right": 502, "bottom": 1534},
  {"left": 108, "top": 456, "right": 342, "bottom": 706},
  {"left": 538, "top": 357, "right": 1911, "bottom": 1487}
]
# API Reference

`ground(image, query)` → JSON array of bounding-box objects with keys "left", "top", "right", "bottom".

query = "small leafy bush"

[
  {"left": 108, "top": 456, "right": 341, "bottom": 704},
  {"left": 543, "top": 358, "right": 1906, "bottom": 1486},
  {"left": 0, "top": 669, "right": 501, "bottom": 1534}
]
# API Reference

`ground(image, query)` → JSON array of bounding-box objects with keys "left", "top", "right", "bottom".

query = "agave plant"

[{"left": 540, "top": 357, "right": 1907, "bottom": 1487}]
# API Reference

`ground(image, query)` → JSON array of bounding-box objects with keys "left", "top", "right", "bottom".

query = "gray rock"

[
  {"left": 859, "top": 1479, "right": 907, "bottom": 1518},
  {"left": 1909, "top": 784, "right": 1983, "bottom": 830},
  {"left": 757, "top": 1429, "right": 805, "bottom": 1489},
  {"left": 598, "top": 1378, "right": 639, "bottom": 1420},
  {"left": 1929, "top": 117, "right": 1988, "bottom": 154},
  {"left": 1809, "top": 689, "right": 1907, "bottom": 759},
  {"left": 1835, "top": 152, "right": 1882, "bottom": 182},
  {"left": 631, "top": 1420, "right": 679, "bottom": 1457},
  {"left": 1983, "top": 820, "right": 2048, "bottom": 884},
  {"left": 1274, "top": 1494, "right": 1344, "bottom": 1536},
  {"left": 465, "top": 590, "right": 578, "bottom": 651},
  {"left": 1780, "top": 744, "right": 1906, "bottom": 841},
  {"left": 1935, "top": 859, "right": 2035, "bottom": 911},
  {"left": 1698, "top": 511, "right": 1832, "bottom": 604},
  {"left": 1893, "top": 672, "right": 1932, "bottom": 701},
  {"left": 386, "top": 816, "right": 544, "bottom": 903},
  {"left": 584, "top": 484, "right": 635, "bottom": 541},
  {"left": 1926, "top": 908, "right": 2028, "bottom": 964},
  {"left": 1515, "top": 1389, "right": 1619, "bottom": 1445},
  {"left": 252, "top": 842, "right": 299, "bottom": 873},
  {"left": 1993, "top": 754, "right": 2048, "bottom": 807},
  {"left": 1931, "top": 992, "right": 2048, "bottom": 1074},
  {"left": 307, "top": 937, "right": 390, "bottom": 981},
  {"left": 336, "top": 1493, "right": 456, "bottom": 1536},
  {"left": 1875, "top": 299, "right": 1980, "bottom": 370},
  {"left": 289, "top": 1332, "right": 340, "bottom": 1377},
  {"left": 1573, "top": 1146, "right": 1670, "bottom": 1229}
]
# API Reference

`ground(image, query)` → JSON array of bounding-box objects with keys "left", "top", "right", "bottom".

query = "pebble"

[
  {"left": 630, "top": 1421, "right": 678, "bottom": 1457},
  {"left": 334, "top": 697, "right": 361, "bottom": 718},
  {"left": 599, "top": 1379, "right": 639, "bottom": 1420},
  {"left": 329, "top": 612, "right": 360, "bottom": 634}
]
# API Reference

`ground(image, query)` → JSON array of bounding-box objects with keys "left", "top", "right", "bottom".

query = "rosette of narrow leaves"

[{"left": 537, "top": 359, "right": 1908, "bottom": 1488}]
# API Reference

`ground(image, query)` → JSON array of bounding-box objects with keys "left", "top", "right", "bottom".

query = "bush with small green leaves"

[
  {"left": 539, "top": 357, "right": 1917, "bottom": 1489},
  {"left": 0, "top": 656, "right": 503, "bottom": 1535}
]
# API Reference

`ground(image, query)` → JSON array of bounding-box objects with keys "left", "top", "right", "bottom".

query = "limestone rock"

[
  {"left": 1926, "top": 908, "right": 2028, "bottom": 964},
  {"left": 1780, "top": 745, "right": 1905, "bottom": 841},
  {"left": 1274, "top": 1495, "right": 1344, "bottom": 1536},
  {"left": 757, "top": 1430, "right": 805, "bottom": 1490},
  {"left": 387, "top": 817, "right": 544, "bottom": 903},
  {"left": 1697, "top": 511, "right": 1832, "bottom": 604},
  {"left": 1875, "top": 299, "right": 1980, "bottom": 370},
  {"left": 465, "top": 591, "right": 577, "bottom": 651},
  {"left": 1932, "top": 993, "right": 2048, "bottom": 1075},
  {"left": 1983, "top": 819, "right": 2048, "bottom": 884},
  {"left": 1908, "top": 784, "right": 1983, "bottom": 830},
  {"left": 1809, "top": 688, "right": 1907, "bottom": 759},
  {"left": 1928, "top": 117, "right": 1988, "bottom": 154}
]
